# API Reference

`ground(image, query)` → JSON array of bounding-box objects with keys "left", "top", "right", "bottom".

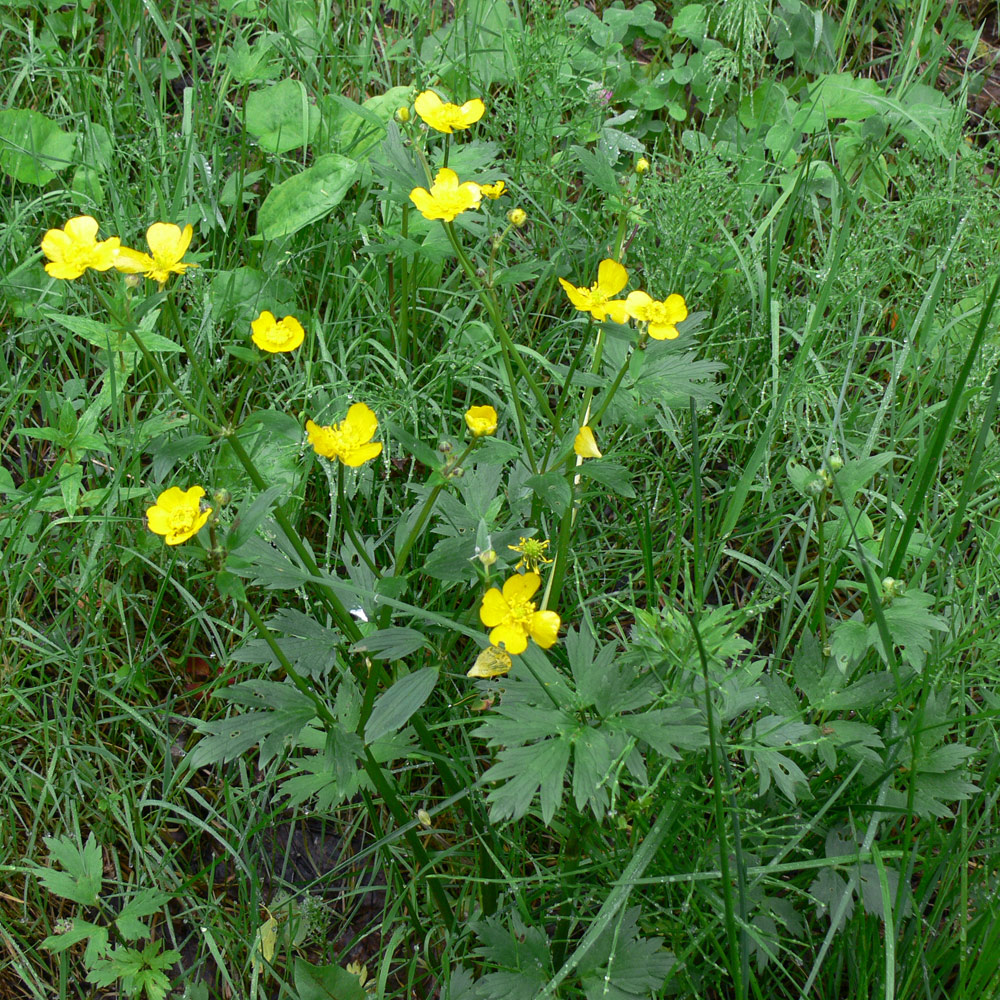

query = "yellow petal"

[
  {"left": 414, "top": 90, "right": 444, "bottom": 119},
  {"left": 433, "top": 167, "right": 459, "bottom": 192},
  {"left": 529, "top": 610, "right": 561, "bottom": 649},
  {"left": 479, "top": 588, "right": 508, "bottom": 628},
  {"left": 605, "top": 300, "right": 629, "bottom": 325},
  {"left": 145, "top": 505, "right": 173, "bottom": 534},
  {"left": 340, "top": 441, "right": 383, "bottom": 467},
  {"left": 63, "top": 216, "right": 100, "bottom": 243},
  {"left": 625, "top": 290, "right": 652, "bottom": 317},
  {"left": 502, "top": 571, "right": 541, "bottom": 603},
  {"left": 596, "top": 258, "right": 628, "bottom": 296},
  {"left": 490, "top": 624, "right": 528, "bottom": 655},
  {"left": 467, "top": 645, "right": 512, "bottom": 679},
  {"left": 146, "top": 222, "right": 192, "bottom": 263},
  {"left": 458, "top": 98, "right": 485, "bottom": 125},
  {"left": 409, "top": 187, "right": 436, "bottom": 217},
  {"left": 664, "top": 293, "right": 688, "bottom": 323},
  {"left": 558, "top": 278, "right": 593, "bottom": 312},
  {"left": 113, "top": 247, "right": 156, "bottom": 274},
  {"left": 345, "top": 402, "right": 378, "bottom": 441},
  {"left": 574, "top": 426, "right": 602, "bottom": 459}
]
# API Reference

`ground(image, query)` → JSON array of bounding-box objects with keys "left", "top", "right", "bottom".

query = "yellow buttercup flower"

[
  {"left": 251, "top": 310, "right": 305, "bottom": 353},
  {"left": 465, "top": 405, "right": 498, "bottom": 437},
  {"left": 114, "top": 222, "right": 197, "bottom": 286},
  {"left": 410, "top": 168, "right": 482, "bottom": 222},
  {"left": 146, "top": 485, "right": 212, "bottom": 546},
  {"left": 635, "top": 157, "right": 651, "bottom": 174},
  {"left": 558, "top": 259, "right": 629, "bottom": 323},
  {"left": 479, "top": 572, "right": 560, "bottom": 655},
  {"left": 414, "top": 90, "right": 485, "bottom": 133},
  {"left": 574, "top": 426, "right": 602, "bottom": 459},
  {"left": 480, "top": 180, "right": 506, "bottom": 200},
  {"left": 306, "top": 402, "right": 383, "bottom": 467},
  {"left": 508, "top": 536, "right": 552, "bottom": 574},
  {"left": 625, "top": 291, "right": 688, "bottom": 340},
  {"left": 41, "top": 216, "right": 120, "bottom": 280}
]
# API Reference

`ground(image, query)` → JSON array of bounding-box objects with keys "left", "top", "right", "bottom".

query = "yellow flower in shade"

[
  {"left": 467, "top": 644, "right": 512, "bottom": 679},
  {"left": 41, "top": 216, "right": 120, "bottom": 280},
  {"left": 251, "top": 310, "right": 305, "bottom": 353},
  {"left": 558, "top": 259, "right": 629, "bottom": 323},
  {"left": 465, "top": 405, "right": 498, "bottom": 437},
  {"left": 414, "top": 90, "right": 485, "bottom": 133},
  {"left": 410, "top": 168, "right": 482, "bottom": 222},
  {"left": 146, "top": 485, "right": 212, "bottom": 546},
  {"left": 479, "top": 572, "right": 560, "bottom": 655},
  {"left": 114, "top": 223, "right": 196, "bottom": 286},
  {"left": 480, "top": 180, "right": 506, "bottom": 200},
  {"left": 635, "top": 157, "right": 651, "bottom": 174},
  {"left": 574, "top": 426, "right": 602, "bottom": 459},
  {"left": 625, "top": 291, "right": 688, "bottom": 340},
  {"left": 507, "top": 207, "right": 527, "bottom": 228},
  {"left": 306, "top": 402, "right": 383, "bottom": 467},
  {"left": 508, "top": 536, "right": 552, "bottom": 574}
]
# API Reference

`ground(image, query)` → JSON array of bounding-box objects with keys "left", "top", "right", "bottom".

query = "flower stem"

[{"left": 338, "top": 461, "right": 380, "bottom": 577}]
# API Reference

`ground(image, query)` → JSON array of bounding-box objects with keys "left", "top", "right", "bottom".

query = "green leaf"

[
  {"left": 294, "top": 957, "right": 366, "bottom": 1000},
  {"left": 115, "top": 889, "right": 172, "bottom": 941},
  {"left": 577, "top": 459, "right": 636, "bottom": 497},
  {"left": 351, "top": 627, "right": 429, "bottom": 661},
  {"left": 226, "top": 484, "right": 287, "bottom": 551},
  {"left": 42, "top": 919, "right": 109, "bottom": 964},
  {"left": 256, "top": 153, "right": 358, "bottom": 240},
  {"left": 525, "top": 470, "right": 571, "bottom": 517},
  {"left": 0, "top": 109, "right": 77, "bottom": 184},
  {"left": 482, "top": 739, "right": 571, "bottom": 824},
  {"left": 245, "top": 78, "right": 320, "bottom": 153},
  {"left": 364, "top": 667, "right": 438, "bottom": 744},
  {"left": 34, "top": 831, "right": 103, "bottom": 905},
  {"left": 188, "top": 681, "right": 317, "bottom": 769}
]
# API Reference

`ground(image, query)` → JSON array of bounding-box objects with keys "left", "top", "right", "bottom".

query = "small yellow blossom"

[
  {"left": 114, "top": 222, "right": 197, "bottom": 286},
  {"left": 306, "top": 402, "right": 383, "bottom": 467},
  {"left": 574, "top": 426, "right": 602, "bottom": 459},
  {"left": 414, "top": 90, "right": 485, "bottom": 133},
  {"left": 251, "top": 310, "right": 305, "bottom": 353},
  {"left": 635, "top": 157, "right": 651, "bottom": 174},
  {"left": 395, "top": 106, "right": 410, "bottom": 123},
  {"left": 467, "top": 644, "right": 512, "bottom": 679},
  {"left": 465, "top": 404, "right": 498, "bottom": 437},
  {"left": 625, "top": 291, "right": 688, "bottom": 340},
  {"left": 146, "top": 485, "right": 212, "bottom": 546},
  {"left": 410, "top": 168, "right": 482, "bottom": 222},
  {"left": 508, "top": 536, "right": 552, "bottom": 574},
  {"left": 558, "top": 259, "right": 629, "bottom": 323},
  {"left": 480, "top": 180, "right": 506, "bottom": 200},
  {"left": 479, "top": 572, "right": 560, "bottom": 655},
  {"left": 507, "top": 207, "right": 527, "bottom": 228},
  {"left": 41, "top": 216, "right": 120, "bottom": 280}
]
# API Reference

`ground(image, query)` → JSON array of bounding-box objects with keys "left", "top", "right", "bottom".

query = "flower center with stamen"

[{"left": 507, "top": 595, "right": 536, "bottom": 627}]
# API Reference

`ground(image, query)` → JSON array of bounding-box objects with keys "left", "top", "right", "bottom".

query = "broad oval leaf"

[
  {"left": 0, "top": 109, "right": 77, "bottom": 185},
  {"left": 245, "top": 78, "right": 320, "bottom": 153},
  {"left": 256, "top": 153, "right": 358, "bottom": 240}
]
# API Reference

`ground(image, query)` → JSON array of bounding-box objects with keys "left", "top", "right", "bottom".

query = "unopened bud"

[
  {"left": 478, "top": 548, "right": 497, "bottom": 567},
  {"left": 395, "top": 106, "right": 410, "bottom": 123},
  {"left": 636, "top": 157, "right": 650, "bottom": 174},
  {"left": 213, "top": 488, "right": 232, "bottom": 507},
  {"left": 507, "top": 207, "right": 527, "bottom": 228},
  {"left": 828, "top": 453, "right": 844, "bottom": 472}
]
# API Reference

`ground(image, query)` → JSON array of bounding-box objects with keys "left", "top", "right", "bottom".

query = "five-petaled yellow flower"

[
  {"left": 251, "top": 310, "right": 306, "bottom": 353},
  {"left": 414, "top": 90, "right": 485, "bottom": 133},
  {"left": 114, "top": 223, "right": 197, "bottom": 286},
  {"left": 410, "top": 168, "right": 482, "bottom": 222},
  {"left": 306, "top": 402, "right": 383, "bottom": 467},
  {"left": 508, "top": 536, "right": 552, "bottom": 574},
  {"left": 465, "top": 405, "right": 498, "bottom": 437},
  {"left": 480, "top": 181, "right": 506, "bottom": 200},
  {"left": 574, "top": 425, "right": 602, "bottom": 459},
  {"left": 625, "top": 291, "right": 688, "bottom": 340},
  {"left": 146, "top": 485, "right": 212, "bottom": 546},
  {"left": 558, "top": 259, "right": 629, "bottom": 323},
  {"left": 41, "top": 216, "right": 120, "bottom": 280},
  {"left": 479, "top": 572, "right": 560, "bottom": 655}
]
